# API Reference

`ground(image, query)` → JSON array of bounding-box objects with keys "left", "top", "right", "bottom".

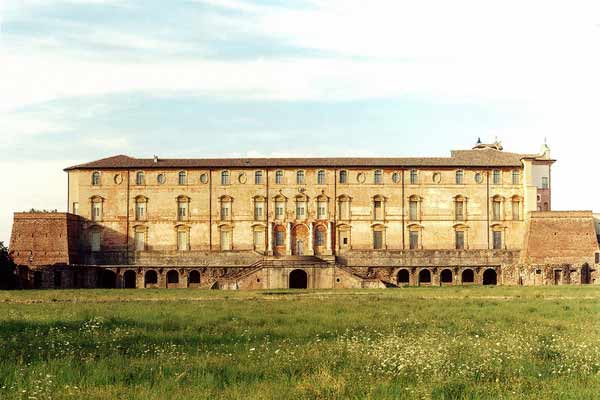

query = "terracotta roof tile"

[{"left": 64, "top": 149, "right": 533, "bottom": 171}]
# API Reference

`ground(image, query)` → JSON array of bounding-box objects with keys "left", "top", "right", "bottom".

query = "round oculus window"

[
  {"left": 157, "top": 174, "right": 166, "bottom": 185},
  {"left": 392, "top": 172, "right": 400, "bottom": 184},
  {"left": 238, "top": 172, "right": 247, "bottom": 184},
  {"left": 200, "top": 173, "right": 208, "bottom": 184},
  {"left": 432, "top": 173, "right": 441, "bottom": 184},
  {"left": 113, "top": 174, "right": 123, "bottom": 185},
  {"left": 475, "top": 173, "right": 484, "bottom": 184},
  {"left": 356, "top": 173, "right": 366, "bottom": 184}
]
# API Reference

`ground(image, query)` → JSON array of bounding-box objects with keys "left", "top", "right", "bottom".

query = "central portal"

[
  {"left": 289, "top": 269, "right": 308, "bottom": 289},
  {"left": 292, "top": 225, "right": 308, "bottom": 256}
]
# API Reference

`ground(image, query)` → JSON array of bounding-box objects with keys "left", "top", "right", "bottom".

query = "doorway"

[{"left": 289, "top": 269, "right": 308, "bottom": 289}]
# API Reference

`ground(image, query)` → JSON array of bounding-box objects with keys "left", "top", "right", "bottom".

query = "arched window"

[
  {"left": 455, "top": 170, "right": 464, "bottom": 185},
  {"left": 296, "top": 170, "right": 305, "bottom": 185},
  {"left": 275, "top": 170, "right": 283, "bottom": 184},
  {"left": 136, "top": 171, "right": 145, "bottom": 185},
  {"left": 255, "top": 171, "right": 263, "bottom": 185},
  {"left": 317, "top": 170, "right": 326, "bottom": 185},
  {"left": 188, "top": 270, "right": 200, "bottom": 284},
  {"left": 92, "top": 171, "right": 101, "bottom": 186},
  {"left": 145, "top": 270, "right": 158, "bottom": 287},
  {"left": 178, "top": 171, "right": 187, "bottom": 185},
  {"left": 221, "top": 170, "right": 230, "bottom": 185},
  {"left": 374, "top": 170, "right": 383, "bottom": 184},
  {"left": 339, "top": 170, "right": 348, "bottom": 184}
]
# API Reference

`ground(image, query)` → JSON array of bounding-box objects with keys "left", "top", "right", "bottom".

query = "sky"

[{"left": 1, "top": 0, "right": 600, "bottom": 243}]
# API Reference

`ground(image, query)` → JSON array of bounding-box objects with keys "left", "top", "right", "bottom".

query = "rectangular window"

[
  {"left": 136, "top": 203, "right": 146, "bottom": 221},
  {"left": 493, "top": 201, "right": 501, "bottom": 221},
  {"left": 220, "top": 204, "right": 230, "bottom": 220},
  {"left": 316, "top": 230, "right": 325, "bottom": 246},
  {"left": 409, "top": 201, "right": 418, "bottom": 221},
  {"left": 456, "top": 171, "right": 463, "bottom": 185},
  {"left": 275, "top": 231, "right": 284, "bottom": 246},
  {"left": 339, "top": 201, "right": 349, "bottom": 220},
  {"left": 455, "top": 201, "right": 464, "bottom": 221},
  {"left": 254, "top": 203, "right": 263, "bottom": 220},
  {"left": 178, "top": 203, "right": 188, "bottom": 220},
  {"left": 178, "top": 231, "right": 189, "bottom": 251},
  {"left": 339, "top": 171, "right": 347, "bottom": 184},
  {"left": 72, "top": 202, "right": 79, "bottom": 215},
  {"left": 410, "top": 169, "right": 418, "bottom": 184},
  {"left": 275, "top": 171, "right": 283, "bottom": 184},
  {"left": 275, "top": 203, "right": 284, "bottom": 219},
  {"left": 409, "top": 231, "right": 419, "bottom": 250},
  {"left": 455, "top": 231, "right": 465, "bottom": 250},
  {"left": 90, "top": 231, "right": 101, "bottom": 252},
  {"left": 493, "top": 170, "right": 501, "bottom": 185},
  {"left": 253, "top": 230, "right": 264, "bottom": 250},
  {"left": 317, "top": 203, "right": 327, "bottom": 219},
  {"left": 255, "top": 171, "right": 263, "bottom": 185},
  {"left": 542, "top": 177, "right": 549, "bottom": 189},
  {"left": 317, "top": 171, "right": 326, "bottom": 185},
  {"left": 296, "top": 203, "right": 305, "bottom": 219},
  {"left": 512, "top": 171, "right": 520, "bottom": 185},
  {"left": 135, "top": 231, "right": 145, "bottom": 252},
  {"left": 296, "top": 171, "right": 305, "bottom": 185},
  {"left": 493, "top": 231, "right": 502, "bottom": 250},
  {"left": 219, "top": 230, "right": 231, "bottom": 251},
  {"left": 374, "top": 200, "right": 383, "bottom": 220},
  {"left": 92, "top": 203, "right": 102, "bottom": 221},
  {"left": 373, "top": 231, "right": 383, "bottom": 250},
  {"left": 512, "top": 201, "right": 520, "bottom": 220},
  {"left": 374, "top": 170, "right": 383, "bottom": 184}
]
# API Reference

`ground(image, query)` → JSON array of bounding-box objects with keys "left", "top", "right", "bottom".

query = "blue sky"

[{"left": 1, "top": 0, "right": 600, "bottom": 243}]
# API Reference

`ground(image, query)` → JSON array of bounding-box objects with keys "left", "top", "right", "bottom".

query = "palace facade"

[{"left": 9, "top": 141, "right": 600, "bottom": 289}]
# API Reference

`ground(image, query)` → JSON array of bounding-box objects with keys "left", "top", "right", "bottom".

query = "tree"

[{"left": 0, "top": 241, "right": 17, "bottom": 290}]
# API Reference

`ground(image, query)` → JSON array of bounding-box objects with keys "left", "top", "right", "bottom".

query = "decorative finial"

[{"left": 477, "top": 137, "right": 482, "bottom": 144}]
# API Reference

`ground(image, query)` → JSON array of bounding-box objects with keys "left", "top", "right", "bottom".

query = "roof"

[{"left": 64, "top": 148, "right": 543, "bottom": 171}]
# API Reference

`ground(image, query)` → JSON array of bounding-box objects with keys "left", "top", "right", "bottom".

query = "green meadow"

[{"left": 1, "top": 287, "right": 600, "bottom": 399}]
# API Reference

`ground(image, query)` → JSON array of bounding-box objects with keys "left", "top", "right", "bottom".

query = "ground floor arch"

[
  {"left": 462, "top": 269, "right": 474, "bottom": 284},
  {"left": 397, "top": 269, "right": 410, "bottom": 285},
  {"left": 483, "top": 269, "right": 497, "bottom": 285},
  {"left": 123, "top": 270, "right": 137, "bottom": 289},
  {"left": 440, "top": 269, "right": 453, "bottom": 284},
  {"left": 418, "top": 269, "right": 431, "bottom": 285},
  {"left": 101, "top": 270, "right": 117, "bottom": 289},
  {"left": 167, "top": 270, "right": 180, "bottom": 288},
  {"left": 188, "top": 270, "right": 201, "bottom": 288},
  {"left": 144, "top": 270, "right": 158, "bottom": 288},
  {"left": 289, "top": 269, "right": 308, "bottom": 289}
]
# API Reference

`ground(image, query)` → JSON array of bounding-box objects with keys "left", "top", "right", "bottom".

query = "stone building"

[{"left": 9, "top": 141, "right": 600, "bottom": 289}]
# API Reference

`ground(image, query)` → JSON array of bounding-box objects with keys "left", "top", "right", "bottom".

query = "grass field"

[{"left": 1, "top": 287, "right": 600, "bottom": 399}]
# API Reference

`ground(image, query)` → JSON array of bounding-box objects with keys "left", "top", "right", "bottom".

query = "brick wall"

[{"left": 9, "top": 213, "right": 82, "bottom": 267}]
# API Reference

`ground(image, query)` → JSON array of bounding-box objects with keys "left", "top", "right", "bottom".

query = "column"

[
  {"left": 326, "top": 221, "right": 332, "bottom": 254},
  {"left": 286, "top": 222, "right": 292, "bottom": 255},
  {"left": 268, "top": 222, "right": 273, "bottom": 255},
  {"left": 308, "top": 222, "right": 314, "bottom": 255}
]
